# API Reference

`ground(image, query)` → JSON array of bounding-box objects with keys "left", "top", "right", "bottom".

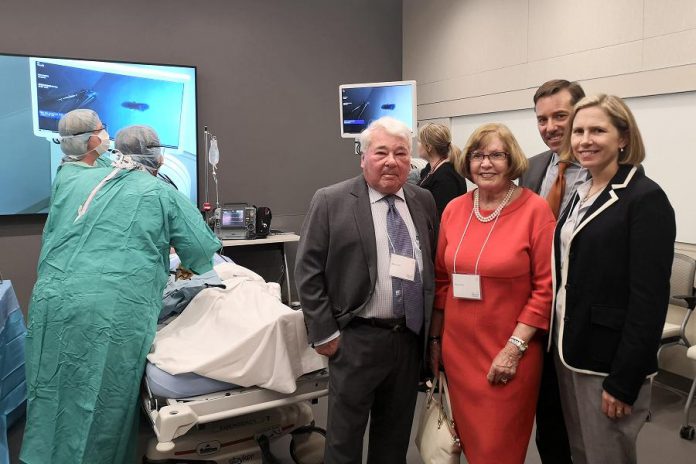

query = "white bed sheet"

[{"left": 147, "top": 262, "right": 327, "bottom": 394}]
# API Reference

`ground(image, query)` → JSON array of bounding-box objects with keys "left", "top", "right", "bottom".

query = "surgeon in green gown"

[
  {"left": 21, "top": 125, "right": 221, "bottom": 463},
  {"left": 57, "top": 108, "right": 113, "bottom": 167},
  {"left": 48, "top": 109, "right": 114, "bottom": 206}
]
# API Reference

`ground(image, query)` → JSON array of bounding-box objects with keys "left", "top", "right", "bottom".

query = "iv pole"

[
  {"left": 202, "top": 126, "right": 211, "bottom": 217},
  {"left": 202, "top": 126, "right": 221, "bottom": 227}
]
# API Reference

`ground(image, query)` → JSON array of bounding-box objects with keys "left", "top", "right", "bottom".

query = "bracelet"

[{"left": 507, "top": 336, "right": 528, "bottom": 353}]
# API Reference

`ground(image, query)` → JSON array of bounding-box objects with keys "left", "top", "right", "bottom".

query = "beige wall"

[
  {"left": 403, "top": 0, "right": 696, "bottom": 379},
  {"left": 404, "top": 0, "right": 696, "bottom": 119}
]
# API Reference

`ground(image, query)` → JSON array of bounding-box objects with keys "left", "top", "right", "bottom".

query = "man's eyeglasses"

[
  {"left": 70, "top": 124, "right": 107, "bottom": 137},
  {"left": 469, "top": 151, "right": 509, "bottom": 163}
]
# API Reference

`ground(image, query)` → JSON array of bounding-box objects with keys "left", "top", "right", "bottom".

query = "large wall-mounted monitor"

[
  {"left": 339, "top": 80, "right": 417, "bottom": 138},
  {"left": 0, "top": 53, "right": 198, "bottom": 216}
]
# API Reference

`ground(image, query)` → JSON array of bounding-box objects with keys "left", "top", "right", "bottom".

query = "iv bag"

[{"left": 209, "top": 138, "right": 220, "bottom": 166}]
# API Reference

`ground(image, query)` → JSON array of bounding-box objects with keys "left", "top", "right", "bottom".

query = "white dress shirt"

[
  {"left": 361, "top": 185, "right": 423, "bottom": 319},
  {"left": 554, "top": 179, "right": 600, "bottom": 346}
]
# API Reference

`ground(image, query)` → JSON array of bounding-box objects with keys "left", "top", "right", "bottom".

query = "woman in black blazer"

[
  {"left": 417, "top": 123, "right": 467, "bottom": 216},
  {"left": 552, "top": 94, "right": 675, "bottom": 464}
]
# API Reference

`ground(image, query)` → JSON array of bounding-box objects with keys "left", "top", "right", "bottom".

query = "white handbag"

[{"left": 415, "top": 371, "right": 462, "bottom": 463}]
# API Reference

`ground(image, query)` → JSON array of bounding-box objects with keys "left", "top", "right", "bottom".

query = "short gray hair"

[{"left": 359, "top": 116, "right": 412, "bottom": 153}]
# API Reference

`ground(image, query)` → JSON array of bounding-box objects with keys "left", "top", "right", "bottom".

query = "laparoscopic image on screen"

[
  {"left": 0, "top": 54, "right": 198, "bottom": 216},
  {"left": 341, "top": 84, "right": 414, "bottom": 135}
]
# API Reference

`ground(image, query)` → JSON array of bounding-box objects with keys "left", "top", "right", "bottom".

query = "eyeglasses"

[
  {"left": 469, "top": 151, "right": 509, "bottom": 163},
  {"left": 146, "top": 144, "right": 167, "bottom": 156},
  {"left": 70, "top": 124, "right": 107, "bottom": 137}
]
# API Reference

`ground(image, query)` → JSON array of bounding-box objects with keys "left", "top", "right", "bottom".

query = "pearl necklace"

[{"left": 473, "top": 183, "right": 516, "bottom": 223}]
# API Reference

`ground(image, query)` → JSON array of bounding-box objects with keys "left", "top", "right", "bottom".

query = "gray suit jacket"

[
  {"left": 519, "top": 150, "right": 553, "bottom": 194},
  {"left": 295, "top": 175, "right": 438, "bottom": 347}
]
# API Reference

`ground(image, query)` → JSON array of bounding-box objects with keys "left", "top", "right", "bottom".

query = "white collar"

[
  {"left": 551, "top": 152, "right": 581, "bottom": 168},
  {"left": 367, "top": 185, "right": 405, "bottom": 204}
]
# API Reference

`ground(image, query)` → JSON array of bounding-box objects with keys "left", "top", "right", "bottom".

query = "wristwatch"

[{"left": 508, "top": 336, "right": 528, "bottom": 354}]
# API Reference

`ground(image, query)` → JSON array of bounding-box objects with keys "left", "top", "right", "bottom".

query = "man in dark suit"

[
  {"left": 295, "top": 116, "right": 437, "bottom": 463},
  {"left": 520, "top": 79, "right": 588, "bottom": 217},
  {"left": 518, "top": 79, "right": 587, "bottom": 464}
]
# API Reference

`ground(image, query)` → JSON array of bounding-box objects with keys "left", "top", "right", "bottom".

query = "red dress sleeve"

[{"left": 517, "top": 206, "right": 555, "bottom": 331}]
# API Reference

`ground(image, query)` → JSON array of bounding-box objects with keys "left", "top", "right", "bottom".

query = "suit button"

[{"left": 565, "top": 284, "right": 571, "bottom": 290}]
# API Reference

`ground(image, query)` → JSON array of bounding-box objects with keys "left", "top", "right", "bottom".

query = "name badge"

[
  {"left": 389, "top": 254, "right": 416, "bottom": 281},
  {"left": 452, "top": 273, "right": 481, "bottom": 300}
]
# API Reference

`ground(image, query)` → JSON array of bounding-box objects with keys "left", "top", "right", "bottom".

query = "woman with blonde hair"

[
  {"left": 417, "top": 122, "right": 467, "bottom": 215},
  {"left": 552, "top": 94, "right": 675, "bottom": 463}
]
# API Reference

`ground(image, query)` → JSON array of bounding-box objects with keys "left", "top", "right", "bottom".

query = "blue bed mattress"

[{"left": 145, "top": 362, "right": 239, "bottom": 399}]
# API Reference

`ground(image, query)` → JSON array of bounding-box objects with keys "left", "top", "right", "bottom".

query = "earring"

[{"left": 619, "top": 147, "right": 625, "bottom": 154}]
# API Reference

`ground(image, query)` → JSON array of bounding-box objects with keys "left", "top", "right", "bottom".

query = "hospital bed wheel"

[
  {"left": 257, "top": 435, "right": 281, "bottom": 464},
  {"left": 290, "top": 425, "right": 326, "bottom": 464},
  {"left": 680, "top": 425, "right": 695, "bottom": 440}
]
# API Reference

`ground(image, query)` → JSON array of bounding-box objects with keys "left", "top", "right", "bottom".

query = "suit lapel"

[
  {"left": 535, "top": 151, "right": 554, "bottom": 192},
  {"left": 403, "top": 185, "right": 432, "bottom": 280},
  {"left": 571, "top": 165, "right": 637, "bottom": 239},
  {"left": 403, "top": 186, "right": 426, "bottom": 249},
  {"left": 351, "top": 176, "right": 378, "bottom": 287}
]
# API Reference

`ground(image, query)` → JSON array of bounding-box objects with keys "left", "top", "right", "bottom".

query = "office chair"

[
  {"left": 682, "top": 345, "right": 696, "bottom": 440},
  {"left": 658, "top": 253, "right": 696, "bottom": 358},
  {"left": 655, "top": 253, "right": 696, "bottom": 438}
]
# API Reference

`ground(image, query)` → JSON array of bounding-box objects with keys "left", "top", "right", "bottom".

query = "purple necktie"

[{"left": 385, "top": 195, "right": 423, "bottom": 334}]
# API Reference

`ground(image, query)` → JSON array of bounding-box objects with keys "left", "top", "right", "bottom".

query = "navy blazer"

[{"left": 551, "top": 165, "right": 675, "bottom": 404}]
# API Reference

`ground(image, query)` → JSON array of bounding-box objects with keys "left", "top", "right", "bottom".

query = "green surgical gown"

[
  {"left": 94, "top": 153, "right": 113, "bottom": 168},
  {"left": 21, "top": 165, "right": 221, "bottom": 463}
]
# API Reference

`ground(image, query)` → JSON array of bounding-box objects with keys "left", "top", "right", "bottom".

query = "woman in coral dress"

[{"left": 428, "top": 123, "right": 555, "bottom": 464}]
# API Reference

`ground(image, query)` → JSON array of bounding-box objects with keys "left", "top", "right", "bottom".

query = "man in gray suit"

[
  {"left": 519, "top": 79, "right": 587, "bottom": 464},
  {"left": 295, "top": 116, "right": 437, "bottom": 463}
]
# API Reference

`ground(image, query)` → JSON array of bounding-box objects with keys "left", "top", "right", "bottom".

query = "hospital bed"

[
  {"left": 142, "top": 259, "right": 329, "bottom": 463},
  {"left": 141, "top": 365, "right": 328, "bottom": 454}
]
